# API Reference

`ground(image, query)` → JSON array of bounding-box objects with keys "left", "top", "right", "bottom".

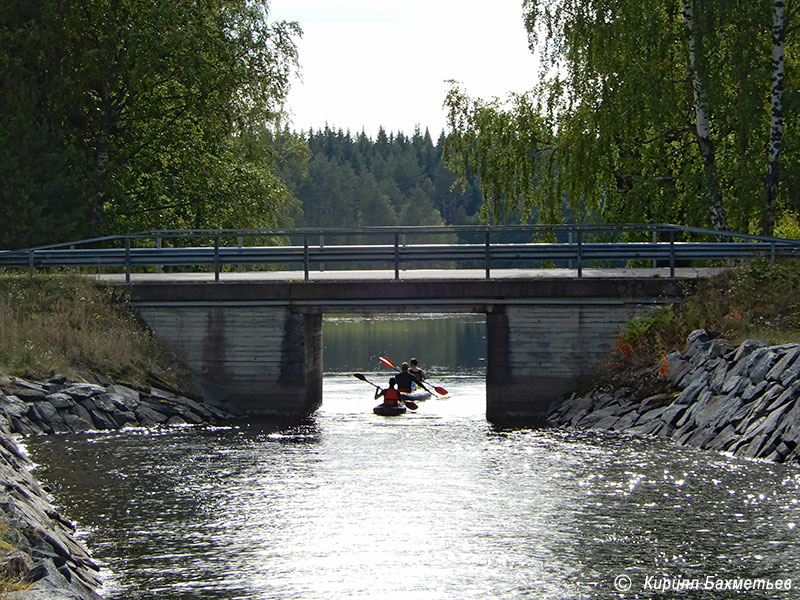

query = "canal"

[{"left": 23, "top": 314, "right": 800, "bottom": 599}]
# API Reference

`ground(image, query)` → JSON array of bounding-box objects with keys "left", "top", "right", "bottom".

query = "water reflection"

[
  {"left": 21, "top": 314, "right": 800, "bottom": 599},
  {"left": 322, "top": 313, "right": 485, "bottom": 375}
]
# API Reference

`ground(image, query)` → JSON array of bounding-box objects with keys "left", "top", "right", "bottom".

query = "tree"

[
  {"left": 0, "top": 0, "right": 302, "bottom": 248},
  {"left": 445, "top": 0, "right": 797, "bottom": 233}
]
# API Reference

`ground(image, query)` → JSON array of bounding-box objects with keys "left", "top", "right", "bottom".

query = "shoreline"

[
  {"left": 548, "top": 329, "right": 800, "bottom": 464},
  {"left": 2, "top": 328, "right": 798, "bottom": 597},
  {"left": 0, "top": 373, "right": 237, "bottom": 599}
]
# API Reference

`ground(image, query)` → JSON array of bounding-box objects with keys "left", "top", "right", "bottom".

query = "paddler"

[
  {"left": 374, "top": 377, "right": 401, "bottom": 406},
  {"left": 394, "top": 363, "right": 415, "bottom": 394}
]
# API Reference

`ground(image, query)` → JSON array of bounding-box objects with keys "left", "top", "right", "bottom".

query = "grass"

[
  {"left": 611, "top": 258, "right": 800, "bottom": 372},
  {"left": 0, "top": 273, "right": 186, "bottom": 386},
  {"left": 0, "top": 521, "right": 32, "bottom": 597}
]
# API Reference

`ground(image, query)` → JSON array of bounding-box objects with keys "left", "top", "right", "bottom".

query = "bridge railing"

[{"left": 1, "top": 224, "right": 799, "bottom": 282}]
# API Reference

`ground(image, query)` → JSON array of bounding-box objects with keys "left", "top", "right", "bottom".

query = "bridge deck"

[{"left": 99, "top": 266, "right": 722, "bottom": 284}]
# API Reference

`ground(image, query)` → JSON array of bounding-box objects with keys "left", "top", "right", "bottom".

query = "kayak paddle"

[
  {"left": 353, "top": 373, "right": 417, "bottom": 411},
  {"left": 378, "top": 356, "right": 448, "bottom": 396}
]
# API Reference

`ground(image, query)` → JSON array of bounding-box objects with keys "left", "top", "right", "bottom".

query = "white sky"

[{"left": 268, "top": 0, "right": 540, "bottom": 137}]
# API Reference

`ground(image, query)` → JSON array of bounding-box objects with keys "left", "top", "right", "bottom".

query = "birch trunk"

[
  {"left": 763, "top": 0, "right": 786, "bottom": 237},
  {"left": 682, "top": 0, "right": 729, "bottom": 232}
]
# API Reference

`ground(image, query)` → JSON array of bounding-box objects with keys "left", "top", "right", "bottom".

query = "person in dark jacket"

[{"left": 394, "top": 363, "right": 415, "bottom": 393}]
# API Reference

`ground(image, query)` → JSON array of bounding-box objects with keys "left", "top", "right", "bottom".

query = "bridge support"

[
  {"left": 136, "top": 305, "right": 322, "bottom": 419},
  {"left": 486, "top": 303, "right": 647, "bottom": 425}
]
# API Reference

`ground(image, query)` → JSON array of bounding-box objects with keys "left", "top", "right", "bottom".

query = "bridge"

[{"left": 3, "top": 224, "right": 799, "bottom": 423}]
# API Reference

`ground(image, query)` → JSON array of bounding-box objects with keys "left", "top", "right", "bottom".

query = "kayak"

[
  {"left": 400, "top": 389, "right": 431, "bottom": 402},
  {"left": 373, "top": 403, "right": 407, "bottom": 416}
]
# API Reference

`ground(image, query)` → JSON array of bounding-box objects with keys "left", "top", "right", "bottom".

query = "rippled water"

[{"left": 24, "top": 373, "right": 800, "bottom": 599}]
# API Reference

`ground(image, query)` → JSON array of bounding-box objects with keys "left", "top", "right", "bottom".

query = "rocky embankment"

[
  {"left": 549, "top": 329, "right": 800, "bottom": 463},
  {"left": 0, "top": 374, "right": 236, "bottom": 599}
]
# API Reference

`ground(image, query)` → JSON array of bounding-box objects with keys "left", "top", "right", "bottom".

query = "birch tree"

[
  {"left": 445, "top": 0, "right": 796, "bottom": 234},
  {"left": 764, "top": 0, "right": 788, "bottom": 235}
]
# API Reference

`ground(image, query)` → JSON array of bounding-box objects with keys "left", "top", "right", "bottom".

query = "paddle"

[
  {"left": 378, "top": 357, "right": 448, "bottom": 396},
  {"left": 353, "top": 373, "right": 418, "bottom": 411}
]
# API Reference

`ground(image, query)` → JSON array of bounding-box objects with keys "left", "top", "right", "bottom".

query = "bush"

[{"left": 611, "top": 260, "right": 800, "bottom": 371}]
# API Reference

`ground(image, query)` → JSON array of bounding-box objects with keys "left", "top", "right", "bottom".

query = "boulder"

[
  {"left": 62, "top": 414, "right": 94, "bottom": 433},
  {"left": 104, "top": 385, "right": 141, "bottom": 411},
  {"left": 765, "top": 347, "right": 800, "bottom": 381},
  {"left": 133, "top": 404, "right": 169, "bottom": 427},
  {"left": 61, "top": 384, "right": 106, "bottom": 401},
  {"left": 749, "top": 350, "right": 780, "bottom": 383},
  {"left": 1, "top": 395, "right": 32, "bottom": 419},
  {"left": 45, "top": 393, "right": 76, "bottom": 411},
  {"left": 110, "top": 409, "right": 136, "bottom": 428},
  {"left": 731, "top": 339, "right": 766, "bottom": 362}
]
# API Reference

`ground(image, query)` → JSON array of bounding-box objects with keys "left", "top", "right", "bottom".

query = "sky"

[{"left": 268, "top": 0, "right": 540, "bottom": 138}]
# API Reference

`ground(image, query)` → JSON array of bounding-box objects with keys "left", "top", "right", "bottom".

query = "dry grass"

[
  {"left": 0, "top": 273, "right": 184, "bottom": 385},
  {"left": 0, "top": 521, "right": 32, "bottom": 597}
]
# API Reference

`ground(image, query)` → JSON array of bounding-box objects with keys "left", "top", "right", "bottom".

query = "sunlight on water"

[{"left": 22, "top": 315, "right": 800, "bottom": 599}]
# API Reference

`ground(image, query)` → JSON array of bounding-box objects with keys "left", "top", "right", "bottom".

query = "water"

[{"left": 22, "top": 315, "right": 800, "bottom": 599}]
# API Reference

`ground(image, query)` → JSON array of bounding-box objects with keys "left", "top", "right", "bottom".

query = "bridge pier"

[
  {"left": 486, "top": 303, "right": 647, "bottom": 425},
  {"left": 136, "top": 304, "right": 322, "bottom": 419}
]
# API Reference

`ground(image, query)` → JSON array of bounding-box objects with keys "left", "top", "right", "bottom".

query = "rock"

[
  {"left": 86, "top": 410, "right": 117, "bottom": 431},
  {"left": 638, "top": 392, "right": 677, "bottom": 413},
  {"left": 592, "top": 414, "right": 621, "bottom": 430},
  {"left": 720, "top": 373, "right": 748, "bottom": 396},
  {"left": 709, "top": 360, "right": 730, "bottom": 393},
  {"left": 779, "top": 356, "right": 800, "bottom": 387},
  {"left": 766, "top": 347, "right": 800, "bottom": 381},
  {"left": 45, "top": 393, "right": 76, "bottom": 410},
  {"left": 0, "top": 550, "right": 33, "bottom": 580},
  {"left": 110, "top": 409, "right": 137, "bottom": 428},
  {"left": 749, "top": 350, "right": 780, "bottom": 383},
  {"left": 684, "top": 329, "right": 710, "bottom": 357},
  {"left": 31, "top": 402, "right": 64, "bottom": 426},
  {"left": 104, "top": 385, "right": 140, "bottom": 411},
  {"left": 87, "top": 394, "right": 117, "bottom": 413},
  {"left": 732, "top": 339, "right": 766, "bottom": 362},
  {"left": 627, "top": 420, "right": 664, "bottom": 436},
  {"left": 134, "top": 404, "right": 169, "bottom": 427},
  {"left": 659, "top": 402, "right": 688, "bottom": 427},
  {"left": 741, "top": 380, "right": 768, "bottom": 402},
  {"left": 705, "top": 424, "right": 739, "bottom": 451},
  {"left": 1, "top": 395, "right": 32, "bottom": 419},
  {"left": 61, "top": 384, "right": 106, "bottom": 401},
  {"left": 62, "top": 414, "right": 94, "bottom": 433},
  {"left": 765, "top": 381, "right": 800, "bottom": 414},
  {"left": 8, "top": 378, "right": 50, "bottom": 400},
  {"left": 67, "top": 404, "right": 95, "bottom": 428},
  {"left": 577, "top": 405, "right": 622, "bottom": 428}
]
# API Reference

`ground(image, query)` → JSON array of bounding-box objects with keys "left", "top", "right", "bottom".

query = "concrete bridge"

[
  {"left": 9, "top": 223, "right": 795, "bottom": 423},
  {"left": 126, "top": 272, "right": 691, "bottom": 424}
]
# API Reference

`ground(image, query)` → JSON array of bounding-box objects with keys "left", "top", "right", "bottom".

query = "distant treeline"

[{"left": 278, "top": 127, "right": 487, "bottom": 229}]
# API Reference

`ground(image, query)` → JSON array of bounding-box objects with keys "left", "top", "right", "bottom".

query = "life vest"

[{"left": 383, "top": 388, "right": 400, "bottom": 405}]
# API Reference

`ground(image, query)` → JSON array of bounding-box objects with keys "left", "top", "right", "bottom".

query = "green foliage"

[
  {"left": 0, "top": 0, "right": 303, "bottom": 249},
  {"left": 446, "top": 1, "right": 798, "bottom": 232},
  {"left": 279, "top": 126, "right": 484, "bottom": 233},
  {"left": 443, "top": 86, "right": 556, "bottom": 224},
  {"left": 612, "top": 260, "right": 800, "bottom": 370}
]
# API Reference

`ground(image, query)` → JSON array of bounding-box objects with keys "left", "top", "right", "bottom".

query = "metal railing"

[{"left": 1, "top": 224, "right": 799, "bottom": 283}]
